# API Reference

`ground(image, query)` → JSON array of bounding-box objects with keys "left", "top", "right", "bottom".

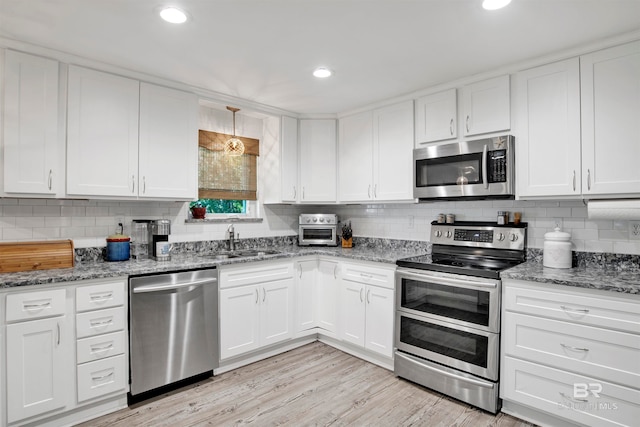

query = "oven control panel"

[{"left": 431, "top": 223, "right": 526, "bottom": 250}]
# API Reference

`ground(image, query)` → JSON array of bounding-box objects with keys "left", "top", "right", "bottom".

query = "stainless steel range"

[{"left": 394, "top": 221, "right": 527, "bottom": 413}]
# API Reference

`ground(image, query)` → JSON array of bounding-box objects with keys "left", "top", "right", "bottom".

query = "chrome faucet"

[{"left": 227, "top": 224, "right": 237, "bottom": 251}]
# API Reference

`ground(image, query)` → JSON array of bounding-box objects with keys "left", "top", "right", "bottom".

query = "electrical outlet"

[{"left": 630, "top": 221, "right": 640, "bottom": 240}]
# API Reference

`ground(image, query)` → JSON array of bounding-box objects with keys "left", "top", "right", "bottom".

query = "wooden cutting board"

[{"left": 0, "top": 240, "right": 75, "bottom": 273}]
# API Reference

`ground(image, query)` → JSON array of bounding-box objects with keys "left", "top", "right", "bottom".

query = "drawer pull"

[
  {"left": 90, "top": 318, "right": 113, "bottom": 327},
  {"left": 561, "top": 343, "right": 589, "bottom": 352},
  {"left": 90, "top": 292, "right": 113, "bottom": 302},
  {"left": 23, "top": 301, "right": 51, "bottom": 310},
  {"left": 90, "top": 343, "right": 114, "bottom": 353},
  {"left": 560, "top": 305, "right": 589, "bottom": 314},
  {"left": 559, "top": 392, "right": 588, "bottom": 403},
  {"left": 92, "top": 371, "right": 114, "bottom": 382}
]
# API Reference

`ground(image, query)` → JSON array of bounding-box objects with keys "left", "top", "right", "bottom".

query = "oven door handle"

[
  {"left": 398, "top": 270, "right": 497, "bottom": 289},
  {"left": 396, "top": 351, "right": 494, "bottom": 389}
]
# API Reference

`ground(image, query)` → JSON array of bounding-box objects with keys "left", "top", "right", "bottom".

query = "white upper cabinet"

[
  {"left": 338, "top": 100, "right": 414, "bottom": 203},
  {"left": 461, "top": 75, "right": 511, "bottom": 137},
  {"left": 66, "top": 65, "right": 140, "bottom": 198},
  {"left": 138, "top": 83, "right": 197, "bottom": 199},
  {"left": 581, "top": 40, "right": 640, "bottom": 197},
  {"left": 415, "top": 88, "right": 457, "bottom": 145},
  {"left": 299, "top": 119, "right": 337, "bottom": 203},
  {"left": 67, "top": 66, "right": 197, "bottom": 199},
  {"left": 280, "top": 116, "right": 299, "bottom": 202},
  {"left": 338, "top": 110, "right": 374, "bottom": 202},
  {"left": 3, "top": 50, "right": 63, "bottom": 196},
  {"left": 515, "top": 58, "right": 582, "bottom": 198}
]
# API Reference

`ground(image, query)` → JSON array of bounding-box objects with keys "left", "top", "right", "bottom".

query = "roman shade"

[{"left": 198, "top": 130, "right": 259, "bottom": 200}]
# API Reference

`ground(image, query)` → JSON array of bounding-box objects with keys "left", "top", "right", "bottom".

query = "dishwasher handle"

[{"left": 132, "top": 277, "right": 217, "bottom": 294}]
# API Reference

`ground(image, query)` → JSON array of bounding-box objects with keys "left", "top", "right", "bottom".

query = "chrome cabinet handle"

[
  {"left": 293, "top": 186, "right": 296, "bottom": 199},
  {"left": 90, "top": 318, "right": 113, "bottom": 327},
  {"left": 298, "top": 265, "right": 302, "bottom": 278},
  {"left": 23, "top": 301, "right": 51, "bottom": 310},
  {"left": 143, "top": 176, "right": 146, "bottom": 194},
  {"left": 559, "top": 392, "right": 587, "bottom": 403},
  {"left": 56, "top": 322, "right": 60, "bottom": 346},
  {"left": 560, "top": 305, "right": 589, "bottom": 314},
  {"left": 587, "top": 169, "right": 591, "bottom": 190},
  {"left": 368, "top": 185, "right": 371, "bottom": 198},
  {"left": 255, "top": 288, "right": 259, "bottom": 304},
  {"left": 333, "top": 265, "right": 337, "bottom": 280},
  {"left": 48, "top": 169, "right": 53, "bottom": 190},
  {"left": 132, "top": 175, "right": 135, "bottom": 193},
  {"left": 92, "top": 371, "right": 114, "bottom": 381},
  {"left": 561, "top": 343, "right": 589, "bottom": 352},
  {"left": 572, "top": 170, "right": 576, "bottom": 191},
  {"left": 366, "top": 289, "right": 371, "bottom": 304},
  {"left": 374, "top": 184, "right": 377, "bottom": 198},
  {"left": 302, "top": 187, "right": 305, "bottom": 200},
  {"left": 466, "top": 115, "right": 470, "bottom": 133},
  {"left": 449, "top": 118, "right": 454, "bottom": 135},
  {"left": 359, "top": 288, "right": 364, "bottom": 303},
  {"left": 90, "top": 292, "right": 113, "bottom": 302},
  {"left": 90, "top": 343, "right": 114, "bottom": 353},
  {"left": 262, "top": 287, "right": 266, "bottom": 302}
]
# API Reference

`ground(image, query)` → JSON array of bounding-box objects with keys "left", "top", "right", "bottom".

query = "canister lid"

[
  {"left": 544, "top": 227, "right": 571, "bottom": 242},
  {"left": 107, "top": 234, "right": 130, "bottom": 242}
]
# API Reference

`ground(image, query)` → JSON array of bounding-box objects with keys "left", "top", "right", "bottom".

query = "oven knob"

[
  {"left": 445, "top": 230, "right": 452, "bottom": 238},
  {"left": 306, "top": 218, "right": 311, "bottom": 223},
  {"left": 313, "top": 218, "right": 318, "bottom": 222},
  {"left": 510, "top": 233, "right": 519, "bottom": 242},
  {"left": 435, "top": 230, "right": 442, "bottom": 238},
  {"left": 319, "top": 217, "right": 325, "bottom": 222},
  {"left": 497, "top": 233, "right": 505, "bottom": 241}
]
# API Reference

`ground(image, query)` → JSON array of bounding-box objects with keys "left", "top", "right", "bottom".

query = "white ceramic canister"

[{"left": 543, "top": 227, "right": 572, "bottom": 269}]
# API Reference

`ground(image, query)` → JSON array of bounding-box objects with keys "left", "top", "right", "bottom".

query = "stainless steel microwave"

[{"left": 413, "top": 135, "right": 515, "bottom": 201}]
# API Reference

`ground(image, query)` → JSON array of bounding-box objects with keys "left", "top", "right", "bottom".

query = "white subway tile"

[
  {"left": 15, "top": 217, "right": 45, "bottom": 228},
  {"left": 33, "top": 205, "right": 62, "bottom": 217},
  {"left": 2, "top": 228, "right": 33, "bottom": 240}
]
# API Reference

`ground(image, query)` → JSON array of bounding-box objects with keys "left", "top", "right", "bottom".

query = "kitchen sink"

[{"left": 200, "top": 249, "right": 281, "bottom": 261}]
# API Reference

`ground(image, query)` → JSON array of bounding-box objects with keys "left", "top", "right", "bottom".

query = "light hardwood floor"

[{"left": 78, "top": 342, "right": 535, "bottom": 427}]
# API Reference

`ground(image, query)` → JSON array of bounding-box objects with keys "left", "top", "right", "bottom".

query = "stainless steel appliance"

[
  {"left": 128, "top": 268, "right": 218, "bottom": 403},
  {"left": 413, "top": 135, "right": 514, "bottom": 201},
  {"left": 149, "top": 219, "right": 171, "bottom": 261},
  {"left": 298, "top": 213, "right": 338, "bottom": 246},
  {"left": 395, "top": 221, "right": 527, "bottom": 413}
]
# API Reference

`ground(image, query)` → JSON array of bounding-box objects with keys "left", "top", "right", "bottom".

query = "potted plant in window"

[
  {"left": 341, "top": 221, "right": 353, "bottom": 248},
  {"left": 190, "top": 201, "right": 207, "bottom": 219}
]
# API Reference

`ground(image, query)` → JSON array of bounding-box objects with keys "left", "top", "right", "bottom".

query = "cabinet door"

[
  {"left": 281, "top": 116, "right": 299, "bottom": 202},
  {"left": 462, "top": 75, "right": 510, "bottom": 136},
  {"left": 138, "top": 83, "right": 198, "bottom": 199},
  {"left": 364, "top": 285, "right": 395, "bottom": 358},
  {"left": 3, "top": 50, "right": 61, "bottom": 195},
  {"left": 6, "top": 316, "right": 70, "bottom": 423},
  {"left": 516, "top": 58, "right": 581, "bottom": 198},
  {"left": 340, "top": 280, "right": 366, "bottom": 347},
  {"left": 219, "top": 285, "right": 260, "bottom": 359},
  {"left": 295, "top": 260, "right": 317, "bottom": 332},
  {"left": 338, "top": 111, "right": 373, "bottom": 202},
  {"left": 414, "top": 88, "right": 457, "bottom": 145},
  {"left": 581, "top": 40, "right": 640, "bottom": 196},
  {"left": 317, "top": 260, "right": 339, "bottom": 333},
  {"left": 66, "top": 66, "right": 139, "bottom": 197},
  {"left": 260, "top": 278, "right": 294, "bottom": 346},
  {"left": 373, "top": 100, "right": 414, "bottom": 201},
  {"left": 299, "top": 119, "right": 337, "bottom": 202}
]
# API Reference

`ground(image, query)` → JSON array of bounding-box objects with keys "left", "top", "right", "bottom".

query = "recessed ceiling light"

[
  {"left": 482, "top": 0, "right": 511, "bottom": 10},
  {"left": 313, "top": 67, "right": 332, "bottom": 78},
  {"left": 160, "top": 7, "right": 188, "bottom": 24}
]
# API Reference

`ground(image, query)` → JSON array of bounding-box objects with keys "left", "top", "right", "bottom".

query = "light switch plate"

[{"left": 629, "top": 221, "right": 640, "bottom": 240}]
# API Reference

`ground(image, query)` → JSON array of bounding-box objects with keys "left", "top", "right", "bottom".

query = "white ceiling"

[{"left": 1, "top": 0, "right": 640, "bottom": 115}]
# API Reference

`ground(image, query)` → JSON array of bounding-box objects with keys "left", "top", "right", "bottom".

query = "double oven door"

[{"left": 395, "top": 268, "right": 500, "bottom": 381}]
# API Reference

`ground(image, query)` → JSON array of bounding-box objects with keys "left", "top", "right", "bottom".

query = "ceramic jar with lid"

[{"left": 543, "top": 227, "right": 572, "bottom": 269}]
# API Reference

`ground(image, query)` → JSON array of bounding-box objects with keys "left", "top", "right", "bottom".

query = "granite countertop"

[
  {"left": 0, "top": 245, "right": 427, "bottom": 289},
  {"left": 501, "top": 261, "right": 640, "bottom": 295}
]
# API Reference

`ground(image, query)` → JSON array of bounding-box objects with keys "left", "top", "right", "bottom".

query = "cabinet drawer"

[
  {"left": 77, "top": 354, "right": 127, "bottom": 402},
  {"left": 76, "top": 307, "right": 125, "bottom": 338},
  {"left": 6, "top": 288, "right": 66, "bottom": 322},
  {"left": 503, "top": 312, "right": 640, "bottom": 388},
  {"left": 502, "top": 356, "right": 640, "bottom": 427},
  {"left": 76, "top": 280, "right": 125, "bottom": 312},
  {"left": 77, "top": 331, "right": 126, "bottom": 364},
  {"left": 219, "top": 261, "right": 293, "bottom": 289},
  {"left": 341, "top": 262, "right": 395, "bottom": 289},
  {"left": 503, "top": 281, "right": 640, "bottom": 333}
]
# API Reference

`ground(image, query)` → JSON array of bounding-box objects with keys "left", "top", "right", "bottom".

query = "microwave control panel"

[{"left": 487, "top": 150, "right": 507, "bottom": 183}]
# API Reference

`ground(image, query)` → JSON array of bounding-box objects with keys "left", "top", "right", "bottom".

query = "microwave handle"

[{"left": 482, "top": 144, "right": 489, "bottom": 189}]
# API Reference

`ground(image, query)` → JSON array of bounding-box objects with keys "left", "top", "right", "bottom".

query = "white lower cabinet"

[
  {"left": 339, "top": 262, "right": 395, "bottom": 358},
  {"left": 317, "top": 259, "right": 339, "bottom": 334},
  {"left": 219, "top": 261, "right": 295, "bottom": 360},
  {"left": 294, "top": 258, "right": 339, "bottom": 336},
  {"left": 295, "top": 259, "right": 317, "bottom": 332},
  {"left": 501, "top": 279, "right": 640, "bottom": 427}
]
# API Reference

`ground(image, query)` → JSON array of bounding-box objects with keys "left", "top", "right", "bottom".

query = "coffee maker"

[{"left": 148, "top": 219, "right": 171, "bottom": 261}]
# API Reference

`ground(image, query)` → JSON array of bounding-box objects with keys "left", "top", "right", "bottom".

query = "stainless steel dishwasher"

[{"left": 128, "top": 268, "right": 218, "bottom": 403}]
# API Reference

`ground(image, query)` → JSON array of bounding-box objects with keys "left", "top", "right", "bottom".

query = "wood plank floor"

[{"left": 78, "top": 342, "right": 536, "bottom": 427}]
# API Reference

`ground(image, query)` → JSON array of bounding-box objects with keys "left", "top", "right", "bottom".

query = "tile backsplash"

[{"left": 1, "top": 197, "right": 639, "bottom": 255}]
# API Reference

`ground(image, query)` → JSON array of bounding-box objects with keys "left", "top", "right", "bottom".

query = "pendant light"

[{"left": 224, "top": 106, "right": 245, "bottom": 156}]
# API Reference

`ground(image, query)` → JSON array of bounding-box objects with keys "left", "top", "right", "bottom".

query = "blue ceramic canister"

[{"left": 106, "top": 234, "right": 131, "bottom": 261}]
